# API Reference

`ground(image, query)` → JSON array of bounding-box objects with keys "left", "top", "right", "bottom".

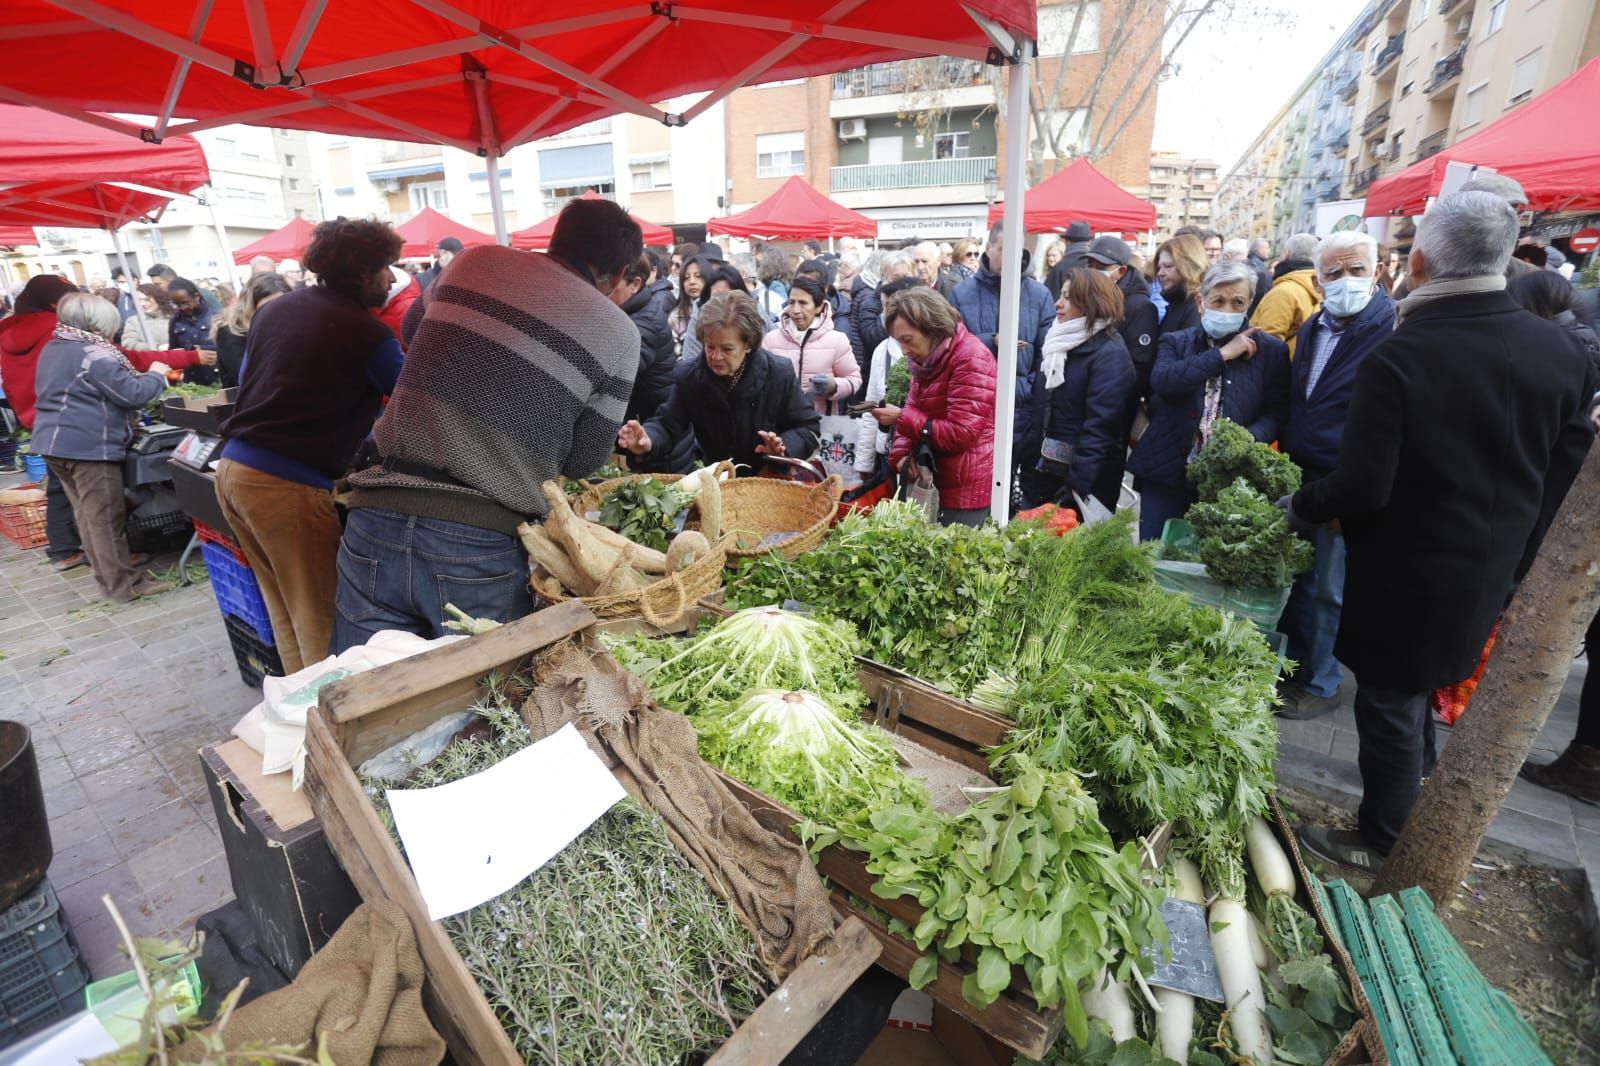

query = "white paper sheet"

[{"left": 386, "top": 723, "right": 626, "bottom": 920}]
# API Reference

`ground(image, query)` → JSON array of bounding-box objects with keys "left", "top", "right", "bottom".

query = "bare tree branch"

[{"left": 1090, "top": 0, "right": 1218, "bottom": 159}]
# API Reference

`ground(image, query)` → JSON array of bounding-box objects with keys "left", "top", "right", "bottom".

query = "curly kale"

[
  {"left": 1187, "top": 478, "right": 1313, "bottom": 589},
  {"left": 883, "top": 357, "right": 912, "bottom": 407},
  {"left": 1187, "top": 419, "right": 1302, "bottom": 502}
]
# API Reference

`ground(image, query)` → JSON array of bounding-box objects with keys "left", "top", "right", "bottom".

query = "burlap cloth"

[
  {"left": 527, "top": 639, "right": 836, "bottom": 979},
  {"left": 175, "top": 900, "right": 444, "bottom": 1066}
]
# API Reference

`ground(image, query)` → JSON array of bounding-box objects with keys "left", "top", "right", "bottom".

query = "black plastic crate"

[
  {"left": 0, "top": 878, "right": 88, "bottom": 1047},
  {"left": 223, "top": 612, "right": 284, "bottom": 690},
  {"left": 126, "top": 505, "right": 193, "bottom": 552}
]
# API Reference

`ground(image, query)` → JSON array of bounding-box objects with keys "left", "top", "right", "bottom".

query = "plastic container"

[
  {"left": 192, "top": 519, "right": 246, "bottom": 563},
  {"left": 0, "top": 879, "right": 88, "bottom": 1045},
  {"left": 0, "top": 482, "right": 48, "bottom": 550},
  {"left": 20, "top": 452, "right": 46, "bottom": 482},
  {"left": 202, "top": 541, "right": 273, "bottom": 643},
  {"left": 126, "top": 506, "right": 192, "bottom": 549},
  {"left": 85, "top": 959, "right": 202, "bottom": 1049},
  {"left": 223, "top": 612, "right": 284, "bottom": 689},
  {"left": 1152, "top": 519, "right": 1293, "bottom": 631},
  {"left": 0, "top": 721, "right": 50, "bottom": 911}
]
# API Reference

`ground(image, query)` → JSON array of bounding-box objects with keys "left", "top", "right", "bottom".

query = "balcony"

[
  {"left": 1336, "top": 72, "right": 1360, "bottom": 101},
  {"left": 1415, "top": 130, "right": 1448, "bottom": 161},
  {"left": 1371, "top": 34, "right": 1405, "bottom": 78},
  {"left": 1426, "top": 45, "right": 1466, "bottom": 98},
  {"left": 1351, "top": 164, "right": 1381, "bottom": 194},
  {"left": 1329, "top": 132, "right": 1351, "bottom": 156},
  {"left": 1361, "top": 100, "right": 1392, "bottom": 136},
  {"left": 831, "top": 58, "right": 987, "bottom": 100},
  {"left": 1438, "top": 0, "right": 1466, "bottom": 12},
  {"left": 829, "top": 155, "right": 996, "bottom": 193}
]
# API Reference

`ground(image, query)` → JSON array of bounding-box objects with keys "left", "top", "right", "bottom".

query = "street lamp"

[{"left": 984, "top": 167, "right": 999, "bottom": 205}]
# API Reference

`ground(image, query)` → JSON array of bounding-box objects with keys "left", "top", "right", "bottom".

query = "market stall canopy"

[
  {"left": 509, "top": 190, "right": 674, "bottom": 251},
  {"left": 0, "top": 226, "right": 39, "bottom": 247},
  {"left": 0, "top": 2, "right": 1034, "bottom": 154},
  {"left": 394, "top": 207, "right": 494, "bottom": 259},
  {"left": 984, "top": 158, "right": 1156, "bottom": 233},
  {"left": 231, "top": 215, "right": 316, "bottom": 264},
  {"left": 707, "top": 176, "right": 878, "bottom": 241},
  {"left": 0, "top": 103, "right": 210, "bottom": 229},
  {"left": 1364, "top": 57, "right": 1600, "bottom": 216}
]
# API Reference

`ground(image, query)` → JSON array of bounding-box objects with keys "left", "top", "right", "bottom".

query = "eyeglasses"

[{"left": 963, "top": 252, "right": 980, "bottom": 260}]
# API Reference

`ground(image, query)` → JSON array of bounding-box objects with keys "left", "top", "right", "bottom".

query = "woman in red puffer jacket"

[
  {"left": 0, "top": 275, "right": 79, "bottom": 430},
  {"left": 886, "top": 287, "right": 996, "bottom": 526}
]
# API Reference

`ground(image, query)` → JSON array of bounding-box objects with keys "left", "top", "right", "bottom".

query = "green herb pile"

[
  {"left": 883, "top": 356, "right": 911, "bottom": 407},
  {"left": 1187, "top": 477, "right": 1315, "bottom": 589},
  {"left": 1186, "top": 418, "right": 1301, "bottom": 501},
  {"left": 729, "top": 500, "right": 1025, "bottom": 697},
  {"left": 1255, "top": 890, "right": 1357, "bottom": 1064},
  {"left": 597, "top": 478, "right": 697, "bottom": 552},
  {"left": 367, "top": 683, "right": 771, "bottom": 1065}
]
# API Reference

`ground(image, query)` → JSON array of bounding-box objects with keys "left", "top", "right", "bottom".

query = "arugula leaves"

[{"left": 596, "top": 478, "right": 696, "bottom": 553}]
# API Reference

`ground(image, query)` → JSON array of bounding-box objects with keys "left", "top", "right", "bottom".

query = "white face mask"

[{"left": 1320, "top": 275, "right": 1375, "bottom": 318}]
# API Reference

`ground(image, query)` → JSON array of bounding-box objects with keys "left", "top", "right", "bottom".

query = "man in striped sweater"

[{"left": 333, "top": 198, "right": 642, "bottom": 649}]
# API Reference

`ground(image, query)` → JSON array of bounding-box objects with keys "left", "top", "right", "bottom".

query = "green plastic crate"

[
  {"left": 85, "top": 959, "right": 201, "bottom": 1049},
  {"left": 1326, "top": 880, "right": 1416, "bottom": 1066},
  {"left": 1152, "top": 519, "right": 1294, "bottom": 631},
  {"left": 1369, "top": 895, "right": 1456, "bottom": 1063}
]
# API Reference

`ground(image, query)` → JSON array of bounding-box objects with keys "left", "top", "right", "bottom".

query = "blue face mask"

[
  {"left": 1321, "top": 275, "right": 1374, "bottom": 318},
  {"left": 1201, "top": 308, "right": 1246, "bottom": 339}
]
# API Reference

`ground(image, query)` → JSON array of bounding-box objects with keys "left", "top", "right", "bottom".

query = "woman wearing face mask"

[
  {"left": 1029, "top": 267, "right": 1136, "bottom": 513},
  {"left": 763, "top": 275, "right": 861, "bottom": 415},
  {"left": 618, "top": 292, "right": 819, "bottom": 474},
  {"left": 1126, "top": 260, "right": 1290, "bottom": 541}
]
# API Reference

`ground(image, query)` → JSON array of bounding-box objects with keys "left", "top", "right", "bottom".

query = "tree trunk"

[{"left": 1372, "top": 442, "right": 1600, "bottom": 902}]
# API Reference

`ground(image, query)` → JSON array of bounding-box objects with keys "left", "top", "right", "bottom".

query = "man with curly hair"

[{"left": 216, "top": 217, "right": 404, "bottom": 672}]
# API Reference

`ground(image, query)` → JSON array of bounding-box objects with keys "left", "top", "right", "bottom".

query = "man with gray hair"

[
  {"left": 911, "top": 240, "right": 955, "bottom": 298},
  {"left": 1287, "top": 191, "right": 1596, "bottom": 872},
  {"left": 846, "top": 250, "right": 916, "bottom": 364},
  {"left": 248, "top": 254, "right": 275, "bottom": 275},
  {"left": 1250, "top": 232, "right": 1320, "bottom": 355},
  {"left": 1276, "top": 229, "right": 1395, "bottom": 721}
]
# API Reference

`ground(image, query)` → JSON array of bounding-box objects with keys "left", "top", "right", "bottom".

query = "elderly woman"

[
  {"left": 32, "top": 294, "right": 172, "bottom": 601},
  {"left": 951, "top": 238, "right": 981, "bottom": 280},
  {"left": 886, "top": 287, "right": 997, "bottom": 526},
  {"left": 763, "top": 275, "right": 860, "bottom": 415},
  {"left": 1127, "top": 259, "right": 1290, "bottom": 541},
  {"left": 1031, "top": 267, "right": 1136, "bottom": 513},
  {"left": 680, "top": 263, "right": 751, "bottom": 365},
  {"left": 1153, "top": 234, "right": 1208, "bottom": 336},
  {"left": 618, "top": 291, "right": 819, "bottom": 473}
]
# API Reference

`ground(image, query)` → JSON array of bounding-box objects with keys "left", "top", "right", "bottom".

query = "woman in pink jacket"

[{"left": 762, "top": 275, "right": 860, "bottom": 415}]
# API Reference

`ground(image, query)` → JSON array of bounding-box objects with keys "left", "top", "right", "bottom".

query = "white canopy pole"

[
  {"left": 989, "top": 40, "right": 1034, "bottom": 524},
  {"left": 470, "top": 71, "right": 509, "bottom": 245},
  {"left": 107, "top": 225, "right": 154, "bottom": 344},
  {"left": 205, "top": 191, "right": 242, "bottom": 290},
  {"left": 485, "top": 154, "right": 508, "bottom": 245}
]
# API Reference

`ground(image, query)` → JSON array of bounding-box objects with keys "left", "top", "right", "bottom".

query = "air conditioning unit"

[
  {"left": 373, "top": 178, "right": 400, "bottom": 193},
  {"left": 1453, "top": 14, "right": 1471, "bottom": 36},
  {"left": 1373, "top": 144, "right": 1390, "bottom": 160},
  {"left": 838, "top": 118, "right": 867, "bottom": 141}
]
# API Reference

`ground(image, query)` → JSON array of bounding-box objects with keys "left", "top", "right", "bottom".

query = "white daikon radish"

[
  {"left": 1245, "top": 817, "right": 1295, "bottom": 898},
  {"left": 1247, "top": 912, "right": 1270, "bottom": 971},
  {"left": 1154, "top": 987, "right": 1194, "bottom": 1061},
  {"left": 1210, "top": 897, "right": 1272, "bottom": 1065},
  {"left": 1081, "top": 967, "right": 1136, "bottom": 1042},
  {"left": 1172, "top": 857, "right": 1205, "bottom": 904}
]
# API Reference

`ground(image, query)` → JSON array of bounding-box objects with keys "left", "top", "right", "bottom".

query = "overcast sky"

[{"left": 1151, "top": 0, "right": 1370, "bottom": 171}]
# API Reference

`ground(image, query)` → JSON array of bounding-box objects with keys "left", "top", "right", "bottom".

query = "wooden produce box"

[{"left": 301, "top": 601, "right": 880, "bottom": 1066}]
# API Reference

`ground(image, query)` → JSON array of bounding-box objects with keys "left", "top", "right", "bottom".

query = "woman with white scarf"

[
  {"left": 854, "top": 276, "right": 926, "bottom": 477},
  {"left": 1028, "top": 266, "right": 1136, "bottom": 513}
]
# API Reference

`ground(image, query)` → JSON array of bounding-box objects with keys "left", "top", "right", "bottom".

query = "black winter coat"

[
  {"left": 845, "top": 277, "right": 884, "bottom": 366},
  {"left": 1293, "top": 291, "right": 1596, "bottom": 691},
  {"left": 1118, "top": 270, "right": 1160, "bottom": 401},
  {"left": 1282, "top": 288, "right": 1397, "bottom": 481},
  {"left": 1158, "top": 286, "right": 1200, "bottom": 337},
  {"left": 643, "top": 348, "right": 821, "bottom": 474},
  {"left": 1043, "top": 330, "right": 1137, "bottom": 509},
  {"left": 622, "top": 279, "right": 676, "bottom": 422}
]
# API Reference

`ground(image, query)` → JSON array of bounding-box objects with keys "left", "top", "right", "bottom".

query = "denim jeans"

[
  {"left": 1280, "top": 526, "right": 1347, "bottom": 698},
  {"left": 332, "top": 507, "right": 532, "bottom": 654},
  {"left": 1353, "top": 683, "right": 1434, "bottom": 852},
  {"left": 1136, "top": 480, "right": 1190, "bottom": 543}
]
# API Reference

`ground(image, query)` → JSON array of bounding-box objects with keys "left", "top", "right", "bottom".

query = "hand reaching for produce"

[
  {"left": 870, "top": 403, "right": 900, "bottom": 428},
  {"left": 147, "top": 361, "right": 173, "bottom": 377},
  {"left": 196, "top": 348, "right": 217, "bottom": 366},
  {"left": 617, "top": 419, "right": 653, "bottom": 455},
  {"left": 754, "top": 430, "right": 786, "bottom": 456},
  {"left": 1219, "top": 327, "right": 1259, "bottom": 362}
]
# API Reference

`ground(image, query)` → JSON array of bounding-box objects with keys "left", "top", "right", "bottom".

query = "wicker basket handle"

[
  {"left": 820, "top": 474, "right": 846, "bottom": 501},
  {"left": 638, "top": 570, "right": 690, "bottom": 629}
]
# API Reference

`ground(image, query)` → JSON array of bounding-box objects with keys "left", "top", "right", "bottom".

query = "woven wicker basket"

[
  {"left": 570, "top": 460, "right": 735, "bottom": 519},
  {"left": 530, "top": 534, "right": 733, "bottom": 628},
  {"left": 718, "top": 475, "right": 844, "bottom": 562}
]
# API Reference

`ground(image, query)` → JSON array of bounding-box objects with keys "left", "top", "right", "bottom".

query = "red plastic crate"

[
  {"left": 192, "top": 518, "right": 246, "bottom": 563},
  {"left": 0, "top": 482, "right": 47, "bottom": 549}
]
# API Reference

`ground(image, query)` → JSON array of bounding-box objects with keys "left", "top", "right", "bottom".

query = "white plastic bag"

[{"left": 905, "top": 471, "right": 941, "bottom": 523}]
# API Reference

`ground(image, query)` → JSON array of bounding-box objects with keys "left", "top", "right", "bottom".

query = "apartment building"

[
  {"left": 1147, "top": 153, "right": 1218, "bottom": 234},
  {"left": 1218, "top": 0, "right": 1600, "bottom": 248},
  {"left": 721, "top": 0, "right": 1159, "bottom": 242}
]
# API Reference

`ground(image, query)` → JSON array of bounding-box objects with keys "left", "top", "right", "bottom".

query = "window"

[
  {"left": 288, "top": 178, "right": 299, "bottom": 191},
  {"left": 1412, "top": 0, "right": 1427, "bottom": 27},
  {"left": 1508, "top": 49, "right": 1540, "bottom": 104},
  {"left": 629, "top": 159, "right": 672, "bottom": 191},
  {"left": 1036, "top": 108, "right": 1088, "bottom": 159},
  {"left": 542, "top": 182, "right": 613, "bottom": 216},
  {"left": 1485, "top": 0, "right": 1506, "bottom": 35},
  {"left": 408, "top": 181, "right": 448, "bottom": 213},
  {"left": 1037, "top": 2, "right": 1100, "bottom": 55},
  {"left": 1461, "top": 82, "right": 1487, "bottom": 127},
  {"left": 756, "top": 131, "right": 805, "bottom": 178},
  {"left": 284, "top": 154, "right": 295, "bottom": 167},
  {"left": 246, "top": 190, "right": 269, "bottom": 215},
  {"left": 214, "top": 137, "right": 237, "bottom": 158},
  {"left": 933, "top": 131, "right": 970, "bottom": 159},
  {"left": 1401, "top": 58, "right": 1417, "bottom": 96},
  {"left": 470, "top": 170, "right": 516, "bottom": 214}
]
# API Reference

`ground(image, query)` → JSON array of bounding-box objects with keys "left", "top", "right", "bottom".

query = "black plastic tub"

[{"left": 0, "top": 721, "right": 51, "bottom": 912}]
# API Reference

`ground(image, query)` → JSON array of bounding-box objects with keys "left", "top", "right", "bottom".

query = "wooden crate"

[{"left": 302, "top": 600, "right": 881, "bottom": 1066}]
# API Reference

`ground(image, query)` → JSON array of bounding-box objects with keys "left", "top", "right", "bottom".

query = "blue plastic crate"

[
  {"left": 0, "top": 879, "right": 89, "bottom": 1046},
  {"left": 20, "top": 452, "right": 46, "bottom": 481},
  {"left": 201, "top": 540, "right": 274, "bottom": 643}
]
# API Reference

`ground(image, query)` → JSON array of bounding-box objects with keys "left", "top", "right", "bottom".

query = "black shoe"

[
  {"left": 1520, "top": 744, "right": 1600, "bottom": 806},
  {"left": 1297, "top": 824, "right": 1386, "bottom": 874},
  {"left": 1276, "top": 684, "right": 1341, "bottom": 721}
]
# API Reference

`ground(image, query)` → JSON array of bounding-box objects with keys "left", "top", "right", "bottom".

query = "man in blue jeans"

[
  {"left": 1277, "top": 230, "right": 1395, "bottom": 719},
  {"left": 332, "top": 198, "right": 644, "bottom": 649}
]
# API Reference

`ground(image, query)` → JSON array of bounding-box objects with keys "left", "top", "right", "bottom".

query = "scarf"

[
  {"left": 908, "top": 335, "right": 954, "bottom": 382},
  {"left": 1040, "top": 317, "right": 1104, "bottom": 390},
  {"left": 56, "top": 323, "right": 136, "bottom": 373},
  {"left": 1395, "top": 274, "right": 1506, "bottom": 325}
]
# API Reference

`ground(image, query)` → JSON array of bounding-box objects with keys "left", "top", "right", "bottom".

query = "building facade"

[{"left": 1147, "top": 152, "right": 1218, "bottom": 234}]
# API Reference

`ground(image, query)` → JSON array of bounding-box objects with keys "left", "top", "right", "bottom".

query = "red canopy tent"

[
  {"left": 708, "top": 176, "right": 878, "bottom": 241},
  {"left": 985, "top": 158, "right": 1156, "bottom": 233},
  {"left": 510, "top": 190, "right": 674, "bottom": 251},
  {"left": 1364, "top": 57, "right": 1600, "bottom": 216},
  {"left": 394, "top": 207, "right": 494, "bottom": 259},
  {"left": 231, "top": 215, "right": 316, "bottom": 265},
  {"left": 0, "top": 226, "right": 38, "bottom": 247}
]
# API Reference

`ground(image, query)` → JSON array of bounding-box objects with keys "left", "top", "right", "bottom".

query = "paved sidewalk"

[{"left": 1, "top": 470, "right": 256, "bottom": 980}]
